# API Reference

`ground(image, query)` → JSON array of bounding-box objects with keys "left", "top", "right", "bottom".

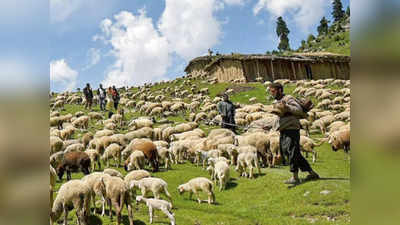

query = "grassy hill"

[{"left": 53, "top": 78, "right": 350, "bottom": 225}]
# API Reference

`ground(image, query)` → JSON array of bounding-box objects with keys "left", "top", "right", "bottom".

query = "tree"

[
  {"left": 317, "top": 17, "right": 329, "bottom": 36},
  {"left": 276, "top": 16, "right": 290, "bottom": 51},
  {"left": 346, "top": 6, "right": 350, "bottom": 17},
  {"left": 307, "top": 34, "right": 316, "bottom": 43},
  {"left": 332, "top": 0, "right": 345, "bottom": 22}
]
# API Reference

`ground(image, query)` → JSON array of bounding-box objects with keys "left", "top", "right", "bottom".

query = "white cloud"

[
  {"left": 97, "top": 10, "right": 170, "bottom": 88},
  {"left": 83, "top": 48, "right": 101, "bottom": 70},
  {"left": 50, "top": 59, "right": 78, "bottom": 91},
  {"left": 158, "top": 0, "right": 223, "bottom": 60},
  {"left": 222, "top": 0, "right": 246, "bottom": 6},
  {"left": 253, "top": 0, "right": 328, "bottom": 32}
]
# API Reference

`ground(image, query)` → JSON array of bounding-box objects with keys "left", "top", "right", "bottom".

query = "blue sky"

[{"left": 49, "top": 0, "right": 349, "bottom": 92}]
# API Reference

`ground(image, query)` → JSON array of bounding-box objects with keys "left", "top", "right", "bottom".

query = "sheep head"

[{"left": 177, "top": 185, "right": 186, "bottom": 195}]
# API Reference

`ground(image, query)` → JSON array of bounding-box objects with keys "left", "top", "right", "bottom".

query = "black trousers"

[
  {"left": 221, "top": 116, "right": 237, "bottom": 133},
  {"left": 280, "top": 129, "right": 312, "bottom": 173}
]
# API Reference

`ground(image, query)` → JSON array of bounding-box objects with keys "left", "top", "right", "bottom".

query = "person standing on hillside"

[
  {"left": 269, "top": 82, "right": 319, "bottom": 185},
  {"left": 217, "top": 94, "right": 237, "bottom": 134},
  {"left": 83, "top": 83, "right": 93, "bottom": 110},
  {"left": 98, "top": 84, "right": 106, "bottom": 111},
  {"left": 112, "top": 85, "right": 120, "bottom": 110}
]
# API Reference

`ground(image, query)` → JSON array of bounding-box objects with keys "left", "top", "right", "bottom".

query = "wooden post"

[
  {"left": 256, "top": 60, "right": 260, "bottom": 78},
  {"left": 297, "top": 62, "right": 302, "bottom": 79},
  {"left": 291, "top": 61, "right": 296, "bottom": 80},
  {"left": 270, "top": 60, "right": 275, "bottom": 81}
]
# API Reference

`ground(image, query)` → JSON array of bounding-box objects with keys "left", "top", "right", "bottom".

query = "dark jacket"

[
  {"left": 217, "top": 100, "right": 236, "bottom": 119},
  {"left": 112, "top": 88, "right": 120, "bottom": 102},
  {"left": 273, "top": 95, "right": 307, "bottom": 131},
  {"left": 83, "top": 87, "right": 93, "bottom": 99}
]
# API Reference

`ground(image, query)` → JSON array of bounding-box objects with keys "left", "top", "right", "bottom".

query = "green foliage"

[
  {"left": 307, "top": 34, "right": 316, "bottom": 44},
  {"left": 317, "top": 17, "right": 329, "bottom": 36},
  {"left": 332, "top": 0, "right": 345, "bottom": 22},
  {"left": 346, "top": 6, "right": 350, "bottom": 17},
  {"left": 276, "top": 16, "right": 291, "bottom": 51}
]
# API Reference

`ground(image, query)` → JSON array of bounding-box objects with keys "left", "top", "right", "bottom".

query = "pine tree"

[
  {"left": 332, "top": 0, "right": 345, "bottom": 22},
  {"left": 317, "top": 17, "right": 329, "bottom": 36},
  {"left": 276, "top": 16, "right": 290, "bottom": 51},
  {"left": 346, "top": 6, "right": 350, "bottom": 17}
]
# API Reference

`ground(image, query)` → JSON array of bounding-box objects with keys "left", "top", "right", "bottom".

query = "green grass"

[{"left": 53, "top": 78, "right": 350, "bottom": 225}]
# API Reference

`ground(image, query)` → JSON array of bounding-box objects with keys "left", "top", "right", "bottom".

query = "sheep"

[
  {"left": 101, "top": 143, "right": 122, "bottom": 168},
  {"left": 50, "top": 180, "right": 90, "bottom": 225},
  {"left": 104, "top": 122, "right": 117, "bottom": 130},
  {"left": 50, "top": 117, "right": 63, "bottom": 130},
  {"left": 300, "top": 136, "right": 323, "bottom": 163},
  {"left": 72, "top": 116, "right": 89, "bottom": 129},
  {"left": 124, "top": 170, "right": 151, "bottom": 184},
  {"left": 129, "top": 177, "right": 173, "bottom": 204},
  {"left": 50, "top": 136, "right": 64, "bottom": 154},
  {"left": 124, "top": 150, "right": 146, "bottom": 171},
  {"left": 213, "top": 160, "right": 230, "bottom": 191},
  {"left": 236, "top": 151, "right": 261, "bottom": 179},
  {"left": 94, "top": 129, "right": 114, "bottom": 138},
  {"left": 103, "top": 168, "right": 124, "bottom": 178},
  {"left": 177, "top": 177, "right": 215, "bottom": 204},
  {"left": 81, "top": 132, "right": 93, "bottom": 148},
  {"left": 157, "top": 147, "right": 172, "bottom": 169},
  {"left": 136, "top": 196, "right": 175, "bottom": 225},
  {"left": 64, "top": 143, "right": 85, "bottom": 154},
  {"left": 50, "top": 165, "right": 57, "bottom": 210},
  {"left": 81, "top": 172, "right": 111, "bottom": 215},
  {"left": 128, "top": 117, "right": 155, "bottom": 130},
  {"left": 88, "top": 112, "right": 103, "bottom": 120},
  {"left": 50, "top": 151, "right": 64, "bottom": 169},
  {"left": 125, "top": 127, "right": 154, "bottom": 140},
  {"left": 60, "top": 126, "right": 76, "bottom": 140},
  {"left": 329, "top": 128, "right": 350, "bottom": 153},
  {"left": 170, "top": 129, "right": 205, "bottom": 141},
  {"left": 57, "top": 151, "right": 91, "bottom": 181},
  {"left": 126, "top": 140, "right": 159, "bottom": 172},
  {"left": 98, "top": 176, "right": 134, "bottom": 225}
]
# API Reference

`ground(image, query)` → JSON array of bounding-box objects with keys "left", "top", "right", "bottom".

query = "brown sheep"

[
  {"left": 128, "top": 140, "right": 160, "bottom": 172},
  {"left": 57, "top": 151, "right": 91, "bottom": 181}
]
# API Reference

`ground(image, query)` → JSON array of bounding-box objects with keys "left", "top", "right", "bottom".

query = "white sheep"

[
  {"left": 129, "top": 177, "right": 173, "bottom": 204},
  {"left": 64, "top": 143, "right": 85, "bottom": 154},
  {"left": 125, "top": 150, "right": 146, "bottom": 171},
  {"left": 81, "top": 172, "right": 111, "bottom": 215},
  {"left": 236, "top": 151, "right": 261, "bottom": 179},
  {"left": 102, "top": 143, "right": 122, "bottom": 167},
  {"left": 136, "top": 196, "right": 175, "bottom": 225},
  {"left": 157, "top": 147, "right": 172, "bottom": 169},
  {"left": 50, "top": 180, "right": 91, "bottom": 225},
  {"left": 213, "top": 160, "right": 230, "bottom": 191},
  {"left": 50, "top": 136, "right": 64, "bottom": 154},
  {"left": 177, "top": 177, "right": 215, "bottom": 204},
  {"left": 85, "top": 149, "right": 101, "bottom": 171},
  {"left": 103, "top": 168, "right": 124, "bottom": 179}
]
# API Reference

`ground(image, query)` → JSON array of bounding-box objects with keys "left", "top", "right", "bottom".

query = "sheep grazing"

[
  {"left": 129, "top": 177, "right": 173, "bottom": 204},
  {"left": 178, "top": 177, "right": 215, "bottom": 204},
  {"left": 136, "top": 196, "right": 175, "bottom": 225},
  {"left": 50, "top": 165, "right": 57, "bottom": 210},
  {"left": 50, "top": 136, "right": 64, "bottom": 154},
  {"left": 57, "top": 151, "right": 91, "bottom": 181},
  {"left": 50, "top": 151, "right": 64, "bottom": 169},
  {"left": 81, "top": 172, "right": 111, "bottom": 215},
  {"left": 102, "top": 143, "right": 122, "bottom": 168},
  {"left": 329, "top": 128, "right": 350, "bottom": 153},
  {"left": 64, "top": 143, "right": 85, "bottom": 154},
  {"left": 81, "top": 132, "right": 93, "bottom": 148},
  {"left": 236, "top": 151, "right": 261, "bottom": 179},
  {"left": 127, "top": 140, "right": 159, "bottom": 172},
  {"left": 98, "top": 176, "right": 134, "bottom": 225},
  {"left": 50, "top": 180, "right": 91, "bottom": 225},
  {"left": 157, "top": 147, "right": 172, "bottom": 169},
  {"left": 85, "top": 149, "right": 101, "bottom": 171},
  {"left": 124, "top": 150, "right": 146, "bottom": 171}
]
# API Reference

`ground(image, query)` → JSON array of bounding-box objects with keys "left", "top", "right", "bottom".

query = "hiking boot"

[
  {"left": 305, "top": 172, "right": 320, "bottom": 181},
  {"left": 284, "top": 177, "right": 300, "bottom": 185}
]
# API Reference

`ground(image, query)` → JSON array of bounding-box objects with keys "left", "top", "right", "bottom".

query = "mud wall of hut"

[
  {"left": 211, "top": 59, "right": 246, "bottom": 82},
  {"left": 188, "top": 61, "right": 210, "bottom": 77}
]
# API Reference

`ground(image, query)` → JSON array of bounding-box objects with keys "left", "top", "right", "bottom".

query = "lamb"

[
  {"left": 157, "top": 147, "right": 172, "bottom": 169},
  {"left": 72, "top": 116, "right": 89, "bottom": 129},
  {"left": 129, "top": 177, "right": 173, "bottom": 204},
  {"left": 124, "top": 150, "right": 146, "bottom": 171},
  {"left": 50, "top": 117, "right": 63, "bottom": 130},
  {"left": 136, "top": 196, "right": 175, "bottom": 225},
  {"left": 300, "top": 136, "right": 323, "bottom": 163},
  {"left": 50, "top": 151, "right": 64, "bottom": 168},
  {"left": 236, "top": 151, "right": 261, "bottom": 179},
  {"left": 98, "top": 176, "right": 134, "bottom": 225},
  {"left": 101, "top": 143, "right": 122, "bottom": 168},
  {"left": 64, "top": 143, "right": 85, "bottom": 154},
  {"left": 126, "top": 140, "right": 159, "bottom": 172},
  {"left": 213, "top": 160, "right": 230, "bottom": 191},
  {"left": 103, "top": 168, "right": 124, "bottom": 178},
  {"left": 57, "top": 151, "right": 91, "bottom": 181},
  {"left": 81, "top": 132, "right": 93, "bottom": 148},
  {"left": 177, "top": 177, "right": 215, "bottom": 204},
  {"left": 50, "top": 180, "right": 91, "bottom": 225}
]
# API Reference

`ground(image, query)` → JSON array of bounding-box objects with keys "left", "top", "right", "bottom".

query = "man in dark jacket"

[
  {"left": 83, "top": 83, "right": 93, "bottom": 110},
  {"left": 98, "top": 84, "right": 106, "bottom": 111},
  {"left": 217, "top": 94, "right": 237, "bottom": 134},
  {"left": 269, "top": 82, "right": 319, "bottom": 185}
]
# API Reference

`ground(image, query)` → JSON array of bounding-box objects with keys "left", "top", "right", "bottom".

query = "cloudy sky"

[{"left": 50, "top": 0, "right": 349, "bottom": 92}]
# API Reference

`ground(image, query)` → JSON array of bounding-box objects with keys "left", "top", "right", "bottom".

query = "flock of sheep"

[{"left": 49, "top": 76, "right": 350, "bottom": 225}]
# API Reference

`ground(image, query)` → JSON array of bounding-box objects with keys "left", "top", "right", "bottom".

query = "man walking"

[
  {"left": 98, "top": 84, "right": 106, "bottom": 111},
  {"left": 83, "top": 83, "right": 93, "bottom": 110},
  {"left": 269, "top": 83, "right": 319, "bottom": 185},
  {"left": 112, "top": 85, "right": 120, "bottom": 110},
  {"left": 217, "top": 94, "right": 237, "bottom": 134}
]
